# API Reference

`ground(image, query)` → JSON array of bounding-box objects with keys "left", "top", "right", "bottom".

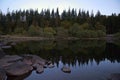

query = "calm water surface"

[{"left": 4, "top": 40, "right": 120, "bottom": 80}]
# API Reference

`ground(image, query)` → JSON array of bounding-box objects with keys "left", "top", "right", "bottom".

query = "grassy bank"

[{"left": 0, "top": 35, "right": 106, "bottom": 42}]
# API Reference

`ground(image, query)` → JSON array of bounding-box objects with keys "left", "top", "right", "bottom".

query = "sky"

[{"left": 0, "top": 0, "right": 120, "bottom": 15}]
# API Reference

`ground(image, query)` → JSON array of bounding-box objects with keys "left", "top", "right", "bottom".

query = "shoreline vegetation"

[
  {"left": 0, "top": 8, "right": 120, "bottom": 41},
  {"left": 0, "top": 8, "right": 120, "bottom": 42}
]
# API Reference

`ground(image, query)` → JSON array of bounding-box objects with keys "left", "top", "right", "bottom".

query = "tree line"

[{"left": 0, "top": 8, "right": 120, "bottom": 37}]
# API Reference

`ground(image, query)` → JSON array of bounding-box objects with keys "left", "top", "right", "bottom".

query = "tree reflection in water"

[{"left": 3, "top": 40, "right": 120, "bottom": 67}]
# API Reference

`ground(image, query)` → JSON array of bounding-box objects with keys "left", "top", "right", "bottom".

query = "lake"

[{"left": 3, "top": 40, "right": 120, "bottom": 80}]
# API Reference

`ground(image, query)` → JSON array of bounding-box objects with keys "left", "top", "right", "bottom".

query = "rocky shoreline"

[
  {"left": 0, "top": 41, "right": 71, "bottom": 80},
  {"left": 0, "top": 40, "right": 54, "bottom": 79},
  {"left": 0, "top": 53, "right": 55, "bottom": 79}
]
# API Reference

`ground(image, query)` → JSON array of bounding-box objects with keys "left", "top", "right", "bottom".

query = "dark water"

[{"left": 4, "top": 40, "right": 120, "bottom": 80}]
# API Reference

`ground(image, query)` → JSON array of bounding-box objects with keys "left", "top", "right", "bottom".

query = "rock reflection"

[
  {"left": 7, "top": 71, "right": 32, "bottom": 80},
  {"left": 107, "top": 73, "right": 120, "bottom": 80}
]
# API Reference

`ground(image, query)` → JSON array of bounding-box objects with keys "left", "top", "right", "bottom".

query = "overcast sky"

[{"left": 0, "top": 0, "right": 120, "bottom": 15}]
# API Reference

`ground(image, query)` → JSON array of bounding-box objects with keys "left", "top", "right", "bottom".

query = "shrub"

[
  {"left": 43, "top": 27, "right": 56, "bottom": 37},
  {"left": 75, "top": 30, "right": 92, "bottom": 38},
  {"left": 28, "top": 25, "right": 43, "bottom": 36},
  {"left": 69, "top": 23, "right": 80, "bottom": 36},
  {"left": 95, "top": 22, "right": 106, "bottom": 32},
  {"left": 75, "top": 30, "right": 106, "bottom": 38},
  {"left": 80, "top": 23, "right": 90, "bottom": 30},
  {"left": 69, "top": 22, "right": 106, "bottom": 38},
  {"left": 97, "top": 30, "right": 106, "bottom": 37},
  {"left": 61, "top": 20, "right": 71, "bottom": 29},
  {"left": 14, "top": 27, "right": 26, "bottom": 35},
  {"left": 56, "top": 27, "right": 69, "bottom": 37}
]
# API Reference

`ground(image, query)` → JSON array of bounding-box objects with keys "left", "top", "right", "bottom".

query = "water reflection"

[
  {"left": 3, "top": 40, "right": 120, "bottom": 80},
  {"left": 4, "top": 40, "right": 120, "bottom": 66}
]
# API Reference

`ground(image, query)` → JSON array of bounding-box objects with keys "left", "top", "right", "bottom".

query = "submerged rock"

[
  {"left": 5, "top": 61, "right": 33, "bottom": 76},
  {"left": 61, "top": 66, "right": 71, "bottom": 73},
  {"left": 108, "top": 73, "right": 120, "bottom": 80},
  {"left": 0, "top": 67, "right": 7, "bottom": 80},
  {"left": 0, "top": 55, "right": 22, "bottom": 67}
]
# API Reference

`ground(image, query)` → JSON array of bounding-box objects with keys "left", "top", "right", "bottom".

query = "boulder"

[
  {"left": 47, "top": 61, "right": 52, "bottom": 65},
  {"left": 0, "top": 67, "right": 7, "bottom": 80},
  {"left": 0, "top": 55, "right": 22, "bottom": 67},
  {"left": 23, "top": 55, "right": 47, "bottom": 66},
  {"left": 22, "top": 56, "right": 33, "bottom": 65},
  {"left": 61, "top": 66, "right": 71, "bottom": 73},
  {"left": 31, "top": 55, "right": 47, "bottom": 66},
  {"left": 36, "top": 64, "right": 44, "bottom": 73},
  {"left": 48, "top": 63, "right": 54, "bottom": 68},
  {"left": 32, "top": 63, "right": 44, "bottom": 73},
  {"left": 5, "top": 61, "right": 33, "bottom": 76},
  {"left": 108, "top": 73, "right": 120, "bottom": 80}
]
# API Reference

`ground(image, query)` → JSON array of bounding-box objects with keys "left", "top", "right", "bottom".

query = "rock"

[
  {"left": 0, "top": 55, "right": 22, "bottom": 67},
  {"left": 32, "top": 63, "right": 38, "bottom": 69},
  {"left": 61, "top": 66, "right": 71, "bottom": 73},
  {"left": 0, "top": 67, "right": 7, "bottom": 80},
  {"left": 5, "top": 61, "right": 33, "bottom": 76},
  {"left": 22, "top": 56, "right": 33, "bottom": 65},
  {"left": 48, "top": 63, "right": 54, "bottom": 68},
  {"left": 32, "top": 55, "right": 47, "bottom": 66},
  {"left": 47, "top": 61, "right": 52, "bottom": 65},
  {"left": 0, "top": 48, "right": 5, "bottom": 59},
  {"left": 23, "top": 55, "right": 47, "bottom": 66},
  {"left": 32, "top": 63, "right": 44, "bottom": 73},
  {"left": 108, "top": 73, "right": 120, "bottom": 80},
  {"left": 36, "top": 64, "right": 44, "bottom": 73}
]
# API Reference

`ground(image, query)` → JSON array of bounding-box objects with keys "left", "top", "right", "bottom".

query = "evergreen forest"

[{"left": 0, "top": 8, "right": 120, "bottom": 38}]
